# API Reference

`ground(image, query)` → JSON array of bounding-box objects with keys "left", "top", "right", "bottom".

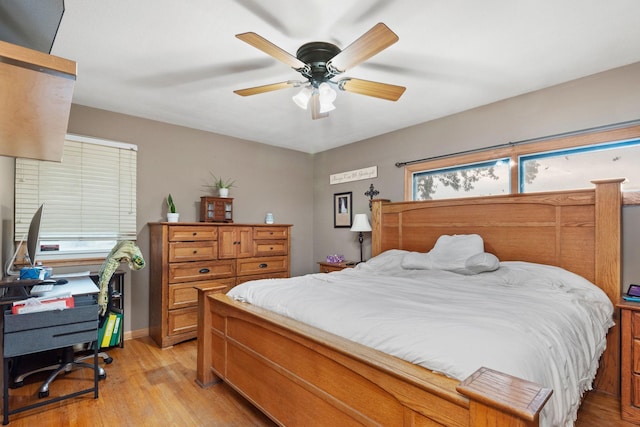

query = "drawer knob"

[
  {"left": 192, "top": 232, "right": 198, "bottom": 236},
  {"left": 259, "top": 263, "right": 268, "bottom": 269},
  {"left": 199, "top": 268, "right": 210, "bottom": 274},
  {"left": 193, "top": 250, "right": 198, "bottom": 254}
]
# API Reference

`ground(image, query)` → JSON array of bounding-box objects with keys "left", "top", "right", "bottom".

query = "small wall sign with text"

[{"left": 329, "top": 166, "right": 378, "bottom": 185}]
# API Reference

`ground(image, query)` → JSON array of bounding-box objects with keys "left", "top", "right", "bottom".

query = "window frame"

[
  {"left": 13, "top": 134, "right": 138, "bottom": 266},
  {"left": 404, "top": 124, "right": 640, "bottom": 205}
]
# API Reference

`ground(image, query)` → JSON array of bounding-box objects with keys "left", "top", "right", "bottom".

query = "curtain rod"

[{"left": 394, "top": 119, "right": 640, "bottom": 168}]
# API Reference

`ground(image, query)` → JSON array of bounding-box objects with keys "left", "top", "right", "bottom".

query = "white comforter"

[{"left": 227, "top": 250, "right": 614, "bottom": 427}]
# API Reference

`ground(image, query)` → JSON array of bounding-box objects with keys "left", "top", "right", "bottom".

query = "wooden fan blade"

[
  {"left": 310, "top": 92, "right": 329, "bottom": 120},
  {"left": 339, "top": 78, "right": 406, "bottom": 101},
  {"left": 328, "top": 23, "right": 399, "bottom": 73},
  {"left": 236, "top": 32, "right": 307, "bottom": 70},
  {"left": 234, "top": 81, "right": 294, "bottom": 96}
]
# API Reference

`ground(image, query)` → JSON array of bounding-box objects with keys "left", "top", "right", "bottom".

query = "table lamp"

[{"left": 350, "top": 214, "right": 372, "bottom": 263}]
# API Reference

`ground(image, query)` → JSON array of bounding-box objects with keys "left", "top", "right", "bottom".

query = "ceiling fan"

[{"left": 234, "top": 23, "right": 406, "bottom": 120}]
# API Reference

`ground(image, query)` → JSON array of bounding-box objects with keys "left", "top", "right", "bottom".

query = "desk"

[{"left": 1, "top": 276, "right": 100, "bottom": 425}]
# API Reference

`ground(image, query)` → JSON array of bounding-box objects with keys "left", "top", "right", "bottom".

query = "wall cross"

[{"left": 364, "top": 183, "right": 379, "bottom": 211}]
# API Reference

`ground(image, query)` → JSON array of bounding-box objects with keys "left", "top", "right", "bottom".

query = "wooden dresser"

[
  {"left": 619, "top": 299, "right": 640, "bottom": 422},
  {"left": 148, "top": 222, "right": 292, "bottom": 348}
]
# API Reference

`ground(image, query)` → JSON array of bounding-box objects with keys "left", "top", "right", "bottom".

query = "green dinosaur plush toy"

[{"left": 97, "top": 241, "right": 145, "bottom": 316}]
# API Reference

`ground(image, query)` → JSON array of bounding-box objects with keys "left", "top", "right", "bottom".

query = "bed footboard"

[{"left": 196, "top": 289, "right": 551, "bottom": 427}]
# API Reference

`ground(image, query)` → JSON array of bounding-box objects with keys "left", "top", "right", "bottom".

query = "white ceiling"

[{"left": 50, "top": 0, "right": 640, "bottom": 154}]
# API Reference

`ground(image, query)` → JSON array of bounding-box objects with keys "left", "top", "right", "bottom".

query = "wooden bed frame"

[{"left": 196, "top": 179, "right": 622, "bottom": 426}]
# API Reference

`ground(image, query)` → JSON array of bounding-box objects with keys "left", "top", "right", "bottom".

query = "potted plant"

[
  {"left": 207, "top": 173, "right": 236, "bottom": 197},
  {"left": 166, "top": 194, "right": 179, "bottom": 222}
]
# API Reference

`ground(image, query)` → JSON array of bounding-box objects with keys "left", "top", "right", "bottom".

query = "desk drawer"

[{"left": 4, "top": 305, "right": 98, "bottom": 357}]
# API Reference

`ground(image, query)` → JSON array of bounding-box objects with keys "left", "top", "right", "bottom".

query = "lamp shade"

[
  {"left": 318, "top": 82, "right": 337, "bottom": 113},
  {"left": 292, "top": 86, "right": 313, "bottom": 109},
  {"left": 350, "top": 214, "right": 372, "bottom": 232}
]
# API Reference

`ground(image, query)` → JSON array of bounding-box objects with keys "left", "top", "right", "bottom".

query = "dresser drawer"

[
  {"left": 169, "top": 241, "right": 217, "bottom": 262},
  {"left": 168, "top": 306, "right": 198, "bottom": 336},
  {"left": 169, "top": 225, "right": 217, "bottom": 242},
  {"left": 632, "top": 373, "right": 640, "bottom": 408},
  {"left": 169, "top": 260, "right": 235, "bottom": 283},
  {"left": 253, "top": 239, "right": 288, "bottom": 256},
  {"left": 633, "top": 312, "right": 640, "bottom": 338},
  {"left": 236, "top": 271, "right": 289, "bottom": 286},
  {"left": 634, "top": 339, "right": 640, "bottom": 374},
  {"left": 253, "top": 227, "right": 288, "bottom": 240},
  {"left": 168, "top": 278, "right": 235, "bottom": 310},
  {"left": 236, "top": 256, "right": 288, "bottom": 277}
]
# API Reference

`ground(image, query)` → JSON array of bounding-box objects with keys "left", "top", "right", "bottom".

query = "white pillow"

[
  {"left": 429, "top": 234, "right": 484, "bottom": 270},
  {"left": 401, "top": 252, "right": 433, "bottom": 269},
  {"left": 358, "top": 249, "right": 409, "bottom": 271},
  {"left": 450, "top": 252, "right": 500, "bottom": 275}
]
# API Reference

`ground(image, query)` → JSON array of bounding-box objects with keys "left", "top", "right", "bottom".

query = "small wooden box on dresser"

[
  {"left": 149, "top": 222, "right": 292, "bottom": 348},
  {"left": 619, "top": 298, "right": 640, "bottom": 422}
]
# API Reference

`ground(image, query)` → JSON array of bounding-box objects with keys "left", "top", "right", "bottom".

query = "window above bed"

[{"left": 405, "top": 123, "right": 640, "bottom": 204}]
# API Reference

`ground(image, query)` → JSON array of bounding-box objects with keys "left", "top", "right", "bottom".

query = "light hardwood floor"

[{"left": 1, "top": 337, "right": 632, "bottom": 426}]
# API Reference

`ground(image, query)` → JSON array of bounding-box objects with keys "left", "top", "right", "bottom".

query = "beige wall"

[
  {"left": 314, "top": 62, "right": 640, "bottom": 287},
  {"left": 1, "top": 62, "right": 638, "bottom": 337},
  {"left": 1, "top": 107, "right": 315, "bottom": 333}
]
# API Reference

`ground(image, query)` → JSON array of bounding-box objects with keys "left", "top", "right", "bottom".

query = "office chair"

[
  {"left": 12, "top": 347, "right": 107, "bottom": 398},
  {"left": 12, "top": 241, "right": 145, "bottom": 398}
]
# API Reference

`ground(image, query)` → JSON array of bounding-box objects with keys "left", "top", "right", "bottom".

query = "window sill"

[{"left": 15, "top": 256, "right": 106, "bottom": 269}]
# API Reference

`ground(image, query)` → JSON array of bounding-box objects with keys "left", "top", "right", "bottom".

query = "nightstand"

[
  {"left": 317, "top": 261, "right": 356, "bottom": 273},
  {"left": 618, "top": 298, "right": 640, "bottom": 422}
]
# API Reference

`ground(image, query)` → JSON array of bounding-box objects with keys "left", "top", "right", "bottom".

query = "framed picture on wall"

[{"left": 334, "top": 192, "right": 352, "bottom": 228}]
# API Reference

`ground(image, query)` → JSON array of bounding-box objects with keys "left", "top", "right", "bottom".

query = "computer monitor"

[
  {"left": 26, "top": 204, "right": 44, "bottom": 267},
  {"left": 4, "top": 204, "right": 44, "bottom": 276}
]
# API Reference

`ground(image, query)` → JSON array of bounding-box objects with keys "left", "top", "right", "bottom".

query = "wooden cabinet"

[
  {"left": 619, "top": 299, "right": 640, "bottom": 422},
  {"left": 149, "top": 222, "right": 292, "bottom": 348},
  {"left": 218, "top": 226, "right": 253, "bottom": 259},
  {"left": 0, "top": 40, "right": 76, "bottom": 162},
  {"left": 317, "top": 261, "right": 356, "bottom": 273},
  {"left": 200, "top": 197, "right": 233, "bottom": 222}
]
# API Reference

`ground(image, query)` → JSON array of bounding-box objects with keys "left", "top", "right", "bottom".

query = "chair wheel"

[
  {"left": 99, "top": 372, "right": 107, "bottom": 380},
  {"left": 39, "top": 390, "right": 49, "bottom": 398},
  {"left": 104, "top": 357, "right": 113, "bottom": 364},
  {"left": 13, "top": 381, "right": 23, "bottom": 388}
]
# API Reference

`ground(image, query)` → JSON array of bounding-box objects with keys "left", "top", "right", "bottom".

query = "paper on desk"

[{"left": 11, "top": 294, "right": 74, "bottom": 314}]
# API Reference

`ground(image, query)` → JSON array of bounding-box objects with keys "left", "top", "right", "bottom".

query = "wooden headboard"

[{"left": 371, "top": 178, "right": 623, "bottom": 395}]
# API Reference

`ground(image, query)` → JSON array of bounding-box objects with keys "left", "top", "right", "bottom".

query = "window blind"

[{"left": 14, "top": 135, "right": 137, "bottom": 242}]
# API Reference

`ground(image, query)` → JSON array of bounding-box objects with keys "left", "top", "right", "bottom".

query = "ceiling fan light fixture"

[
  {"left": 318, "top": 82, "right": 337, "bottom": 113},
  {"left": 292, "top": 86, "right": 313, "bottom": 109},
  {"left": 319, "top": 101, "right": 336, "bottom": 114},
  {"left": 318, "top": 82, "right": 336, "bottom": 101},
  {"left": 236, "top": 23, "right": 403, "bottom": 119}
]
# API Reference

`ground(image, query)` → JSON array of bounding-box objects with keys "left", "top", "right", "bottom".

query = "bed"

[{"left": 196, "top": 179, "right": 622, "bottom": 427}]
